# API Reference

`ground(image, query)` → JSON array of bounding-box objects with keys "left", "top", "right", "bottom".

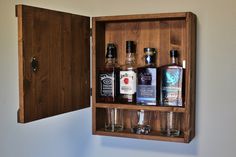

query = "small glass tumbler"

[
  {"left": 130, "top": 110, "right": 152, "bottom": 135},
  {"left": 105, "top": 108, "right": 124, "bottom": 132},
  {"left": 160, "top": 112, "right": 181, "bottom": 137}
]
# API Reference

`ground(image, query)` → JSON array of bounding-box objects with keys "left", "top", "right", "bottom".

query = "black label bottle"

[
  {"left": 119, "top": 41, "right": 137, "bottom": 103},
  {"left": 159, "top": 50, "right": 185, "bottom": 106},
  {"left": 97, "top": 43, "right": 120, "bottom": 103},
  {"left": 137, "top": 48, "right": 157, "bottom": 105}
]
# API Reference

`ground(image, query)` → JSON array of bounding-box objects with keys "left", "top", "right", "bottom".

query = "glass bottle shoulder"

[
  {"left": 105, "top": 62, "right": 120, "bottom": 68},
  {"left": 120, "top": 62, "right": 136, "bottom": 71},
  {"left": 137, "top": 63, "right": 157, "bottom": 69},
  {"left": 159, "top": 63, "right": 183, "bottom": 70},
  {"left": 98, "top": 62, "right": 120, "bottom": 73}
]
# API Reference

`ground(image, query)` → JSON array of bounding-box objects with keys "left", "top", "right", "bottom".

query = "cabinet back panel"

[{"left": 101, "top": 19, "right": 186, "bottom": 67}]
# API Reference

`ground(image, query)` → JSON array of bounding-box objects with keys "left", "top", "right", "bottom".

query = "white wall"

[{"left": 1, "top": 0, "right": 236, "bottom": 157}]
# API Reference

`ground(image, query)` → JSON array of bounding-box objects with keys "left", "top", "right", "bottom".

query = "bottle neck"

[
  {"left": 125, "top": 53, "right": 135, "bottom": 64},
  {"left": 145, "top": 54, "right": 155, "bottom": 66},
  {"left": 105, "top": 58, "right": 117, "bottom": 65},
  {"left": 171, "top": 56, "right": 177, "bottom": 64}
]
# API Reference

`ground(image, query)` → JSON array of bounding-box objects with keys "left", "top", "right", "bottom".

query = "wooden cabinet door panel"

[{"left": 16, "top": 5, "right": 90, "bottom": 123}]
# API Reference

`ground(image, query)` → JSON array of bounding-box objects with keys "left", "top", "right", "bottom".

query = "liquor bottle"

[
  {"left": 119, "top": 41, "right": 137, "bottom": 103},
  {"left": 137, "top": 48, "right": 157, "bottom": 105},
  {"left": 159, "top": 50, "right": 184, "bottom": 106},
  {"left": 97, "top": 43, "right": 120, "bottom": 103}
]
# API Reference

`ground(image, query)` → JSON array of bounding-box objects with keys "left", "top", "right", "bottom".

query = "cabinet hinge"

[
  {"left": 90, "top": 88, "right": 92, "bottom": 96},
  {"left": 90, "top": 28, "right": 92, "bottom": 37}
]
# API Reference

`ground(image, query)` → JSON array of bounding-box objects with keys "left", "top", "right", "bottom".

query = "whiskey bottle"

[
  {"left": 137, "top": 48, "right": 157, "bottom": 105},
  {"left": 119, "top": 41, "right": 137, "bottom": 103},
  {"left": 97, "top": 43, "right": 120, "bottom": 103},
  {"left": 159, "top": 50, "right": 184, "bottom": 106}
]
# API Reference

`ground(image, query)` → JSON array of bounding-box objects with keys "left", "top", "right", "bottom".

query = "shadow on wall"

[{"left": 100, "top": 136, "right": 198, "bottom": 155}]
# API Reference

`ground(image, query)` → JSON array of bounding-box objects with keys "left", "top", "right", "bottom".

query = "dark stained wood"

[
  {"left": 16, "top": 5, "right": 90, "bottom": 123},
  {"left": 92, "top": 12, "right": 196, "bottom": 143}
]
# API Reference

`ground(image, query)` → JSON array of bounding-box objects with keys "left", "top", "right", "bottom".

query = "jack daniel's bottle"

[
  {"left": 97, "top": 43, "right": 120, "bottom": 103},
  {"left": 119, "top": 41, "right": 137, "bottom": 103},
  {"left": 137, "top": 48, "right": 157, "bottom": 105},
  {"left": 159, "top": 50, "right": 185, "bottom": 106}
]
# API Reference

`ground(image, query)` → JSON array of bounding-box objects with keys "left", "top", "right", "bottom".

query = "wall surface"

[{"left": 1, "top": 0, "right": 236, "bottom": 157}]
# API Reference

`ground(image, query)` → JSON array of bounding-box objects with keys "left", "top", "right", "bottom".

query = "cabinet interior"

[{"left": 92, "top": 13, "right": 196, "bottom": 143}]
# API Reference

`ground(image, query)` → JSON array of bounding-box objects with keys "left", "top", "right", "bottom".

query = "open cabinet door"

[{"left": 16, "top": 5, "right": 90, "bottom": 123}]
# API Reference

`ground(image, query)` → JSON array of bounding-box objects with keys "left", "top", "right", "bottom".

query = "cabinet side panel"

[
  {"left": 92, "top": 19, "right": 106, "bottom": 132},
  {"left": 188, "top": 13, "right": 197, "bottom": 141},
  {"left": 183, "top": 13, "right": 196, "bottom": 142},
  {"left": 16, "top": 5, "right": 25, "bottom": 123}
]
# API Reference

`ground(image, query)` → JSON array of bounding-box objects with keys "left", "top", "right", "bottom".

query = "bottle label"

[
  {"left": 137, "top": 68, "right": 157, "bottom": 105},
  {"left": 120, "top": 71, "right": 136, "bottom": 94},
  {"left": 161, "top": 68, "right": 183, "bottom": 106},
  {"left": 99, "top": 73, "right": 114, "bottom": 97}
]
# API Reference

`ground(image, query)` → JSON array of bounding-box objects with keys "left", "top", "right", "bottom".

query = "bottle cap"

[
  {"left": 126, "top": 41, "right": 135, "bottom": 53},
  {"left": 144, "top": 48, "right": 156, "bottom": 55},
  {"left": 144, "top": 47, "right": 156, "bottom": 64},
  {"left": 170, "top": 50, "right": 178, "bottom": 57},
  {"left": 106, "top": 43, "right": 117, "bottom": 58}
]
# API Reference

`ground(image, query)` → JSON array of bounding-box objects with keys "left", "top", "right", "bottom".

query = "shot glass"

[
  {"left": 130, "top": 110, "right": 152, "bottom": 135},
  {"left": 160, "top": 112, "right": 181, "bottom": 137},
  {"left": 105, "top": 108, "right": 124, "bottom": 132}
]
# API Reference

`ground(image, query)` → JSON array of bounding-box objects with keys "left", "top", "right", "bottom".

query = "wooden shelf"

[
  {"left": 94, "top": 129, "right": 185, "bottom": 143},
  {"left": 94, "top": 103, "right": 186, "bottom": 113}
]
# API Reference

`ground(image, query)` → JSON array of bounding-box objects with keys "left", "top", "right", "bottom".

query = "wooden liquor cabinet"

[{"left": 16, "top": 4, "right": 196, "bottom": 143}]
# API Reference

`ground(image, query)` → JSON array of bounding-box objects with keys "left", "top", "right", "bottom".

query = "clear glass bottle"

[
  {"left": 97, "top": 43, "right": 120, "bottom": 103},
  {"left": 119, "top": 41, "right": 137, "bottom": 103},
  {"left": 137, "top": 48, "right": 157, "bottom": 105},
  {"left": 159, "top": 50, "right": 184, "bottom": 106}
]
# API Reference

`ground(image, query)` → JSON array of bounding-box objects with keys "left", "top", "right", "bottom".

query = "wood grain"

[{"left": 16, "top": 5, "right": 90, "bottom": 123}]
